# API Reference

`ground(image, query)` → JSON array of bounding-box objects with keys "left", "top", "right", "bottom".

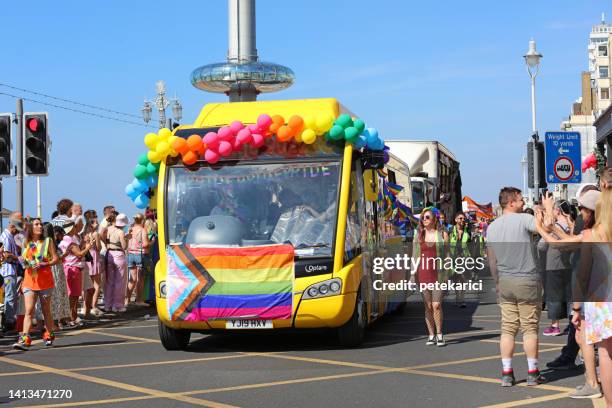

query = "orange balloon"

[
  {"left": 277, "top": 125, "right": 293, "bottom": 142},
  {"left": 269, "top": 123, "right": 281, "bottom": 134},
  {"left": 182, "top": 150, "right": 199, "bottom": 165},
  {"left": 199, "top": 142, "right": 207, "bottom": 155},
  {"left": 186, "top": 135, "right": 202, "bottom": 152},
  {"left": 171, "top": 137, "right": 189, "bottom": 154},
  {"left": 288, "top": 115, "right": 303, "bottom": 129},
  {"left": 271, "top": 114, "right": 284, "bottom": 126}
]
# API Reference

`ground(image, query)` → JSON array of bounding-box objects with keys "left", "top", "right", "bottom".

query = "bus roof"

[{"left": 185, "top": 98, "right": 343, "bottom": 128}]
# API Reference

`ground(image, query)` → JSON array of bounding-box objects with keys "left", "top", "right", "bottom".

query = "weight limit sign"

[{"left": 553, "top": 156, "right": 574, "bottom": 181}]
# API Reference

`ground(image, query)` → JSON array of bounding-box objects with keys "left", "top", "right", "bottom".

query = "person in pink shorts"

[{"left": 58, "top": 219, "right": 93, "bottom": 326}]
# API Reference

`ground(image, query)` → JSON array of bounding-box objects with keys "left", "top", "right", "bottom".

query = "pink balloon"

[
  {"left": 229, "top": 121, "right": 244, "bottom": 135},
  {"left": 204, "top": 149, "right": 220, "bottom": 164},
  {"left": 218, "top": 141, "right": 233, "bottom": 156},
  {"left": 203, "top": 132, "right": 220, "bottom": 149},
  {"left": 257, "top": 114, "right": 272, "bottom": 130},
  {"left": 218, "top": 126, "right": 234, "bottom": 141},
  {"left": 582, "top": 163, "right": 588, "bottom": 172},
  {"left": 252, "top": 133, "right": 265, "bottom": 147},
  {"left": 248, "top": 124, "right": 258, "bottom": 132},
  {"left": 237, "top": 128, "right": 253, "bottom": 145},
  {"left": 233, "top": 138, "right": 243, "bottom": 150}
]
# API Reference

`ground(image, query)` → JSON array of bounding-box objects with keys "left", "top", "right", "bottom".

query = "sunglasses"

[
  {"left": 423, "top": 215, "right": 433, "bottom": 220},
  {"left": 456, "top": 217, "right": 465, "bottom": 221}
]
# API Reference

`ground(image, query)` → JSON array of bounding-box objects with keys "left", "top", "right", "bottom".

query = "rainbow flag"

[
  {"left": 166, "top": 244, "right": 294, "bottom": 322},
  {"left": 385, "top": 182, "right": 403, "bottom": 196}
]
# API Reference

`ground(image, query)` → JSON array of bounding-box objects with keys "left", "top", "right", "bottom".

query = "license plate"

[{"left": 226, "top": 320, "right": 273, "bottom": 329}]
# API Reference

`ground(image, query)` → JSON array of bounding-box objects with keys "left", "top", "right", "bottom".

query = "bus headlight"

[
  {"left": 307, "top": 287, "right": 319, "bottom": 297},
  {"left": 302, "top": 278, "right": 342, "bottom": 300}
]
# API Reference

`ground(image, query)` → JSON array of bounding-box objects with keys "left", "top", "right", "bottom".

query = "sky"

[{"left": 0, "top": 0, "right": 609, "bottom": 217}]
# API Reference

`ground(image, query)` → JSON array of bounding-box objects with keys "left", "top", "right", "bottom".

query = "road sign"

[{"left": 544, "top": 132, "right": 581, "bottom": 184}]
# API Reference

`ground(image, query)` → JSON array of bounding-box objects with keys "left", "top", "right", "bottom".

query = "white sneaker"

[
  {"left": 436, "top": 334, "right": 446, "bottom": 347},
  {"left": 426, "top": 335, "right": 436, "bottom": 345}
]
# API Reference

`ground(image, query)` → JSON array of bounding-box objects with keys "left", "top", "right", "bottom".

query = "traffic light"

[
  {"left": 0, "top": 114, "right": 11, "bottom": 176},
  {"left": 527, "top": 140, "right": 547, "bottom": 189},
  {"left": 23, "top": 113, "right": 49, "bottom": 176}
]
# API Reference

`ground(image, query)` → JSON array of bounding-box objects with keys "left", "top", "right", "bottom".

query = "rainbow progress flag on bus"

[{"left": 166, "top": 244, "right": 294, "bottom": 321}]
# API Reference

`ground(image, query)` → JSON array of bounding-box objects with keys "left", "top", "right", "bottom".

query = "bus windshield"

[{"left": 166, "top": 161, "right": 340, "bottom": 257}]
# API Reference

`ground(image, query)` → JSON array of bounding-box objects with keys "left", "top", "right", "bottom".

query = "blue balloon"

[
  {"left": 364, "top": 128, "right": 379, "bottom": 144},
  {"left": 125, "top": 184, "right": 139, "bottom": 199},
  {"left": 353, "top": 134, "right": 367, "bottom": 149},
  {"left": 132, "top": 178, "right": 148, "bottom": 193},
  {"left": 369, "top": 137, "right": 384, "bottom": 151},
  {"left": 134, "top": 193, "right": 150, "bottom": 209},
  {"left": 146, "top": 175, "right": 158, "bottom": 188}
]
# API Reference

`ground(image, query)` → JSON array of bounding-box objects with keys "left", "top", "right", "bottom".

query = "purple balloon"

[{"left": 383, "top": 150, "right": 390, "bottom": 163}]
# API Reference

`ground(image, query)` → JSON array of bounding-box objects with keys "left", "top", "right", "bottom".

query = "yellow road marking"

[
  {"left": 83, "top": 329, "right": 160, "bottom": 343},
  {"left": 403, "top": 368, "right": 573, "bottom": 392},
  {"left": 68, "top": 353, "right": 253, "bottom": 372},
  {"left": 185, "top": 368, "right": 405, "bottom": 395},
  {"left": 0, "top": 356, "right": 238, "bottom": 408},
  {"left": 97, "top": 324, "right": 158, "bottom": 331},
  {"left": 478, "top": 391, "right": 573, "bottom": 408},
  {"left": 20, "top": 395, "right": 157, "bottom": 408},
  {"left": 406, "top": 347, "right": 562, "bottom": 370},
  {"left": 479, "top": 339, "right": 565, "bottom": 347}
]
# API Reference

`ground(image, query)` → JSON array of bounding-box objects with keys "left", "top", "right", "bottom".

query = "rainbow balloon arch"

[{"left": 125, "top": 112, "right": 387, "bottom": 209}]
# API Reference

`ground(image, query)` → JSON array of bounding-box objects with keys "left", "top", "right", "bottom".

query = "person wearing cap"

[
  {"left": 58, "top": 219, "right": 93, "bottom": 326},
  {"left": 0, "top": 212, "right": 24, "bottom": 333},
  {"left": 103, "top": 213, "right": 128, "bottom": 313},
  {"left": 537, "top": 189, "right": 603, "bottom": 399}
]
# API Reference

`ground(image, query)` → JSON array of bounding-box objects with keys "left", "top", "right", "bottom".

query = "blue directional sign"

[{"left": 544, "top": 132, "right": 581, "bottom": 184}]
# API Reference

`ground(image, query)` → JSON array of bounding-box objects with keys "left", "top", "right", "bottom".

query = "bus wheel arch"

[
  {"left": 158, "top": 320, "right": 191, "bottom": 351},
  {"left": 336, "top": 283, "right": 367, "bottom": 347}
]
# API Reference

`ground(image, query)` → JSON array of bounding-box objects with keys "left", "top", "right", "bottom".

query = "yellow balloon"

[
  {"left": 144, "top": 133, "right": 158, "bottom": 149},
  {"left": 158, "top": 128, "right": 172, "bottom": 140},
  {"left": 315, "top": 113, "right": 334, "bottom": 134},
  {"left": 302, "top": 128, "right": 317, "bottom": 144},
  {"left": 156, "top": 141, "right": 171, "bottom": 155},
  {"left": 295, "top": 131, "right": 303, "bottom": 143},
  {"left": 147, "top": 150, "right": 162, "bottom": 163},
  {"left": 168, "top": 148, "right": 179, "bottom": 157},
  {"left": 303, "top": 114, "right": 316, "bottom": 130}
]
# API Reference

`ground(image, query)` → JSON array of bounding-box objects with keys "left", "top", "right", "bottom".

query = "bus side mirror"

[
  {"left": 362, "top": 149, "right": 385, "bottom": 170},
  {"left": 363, "top": 169, "right": 378, "bottom": 202}
]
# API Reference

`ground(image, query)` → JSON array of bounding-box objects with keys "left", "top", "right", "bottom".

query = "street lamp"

[
  {"left": 524, "top": 39, "right": 542, "bottom": 204},
  {"left": 141, "top": 81, "right": 182, "bottom": 129}
]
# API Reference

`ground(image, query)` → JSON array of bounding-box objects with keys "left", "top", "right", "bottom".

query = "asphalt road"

[{"left": 0, "top": 278, "right": 603, "bottom": 408}]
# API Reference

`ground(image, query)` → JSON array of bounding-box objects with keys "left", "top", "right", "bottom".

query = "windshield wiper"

[{"left": 295, "top": 243, "right": 330, "bottom": 249}]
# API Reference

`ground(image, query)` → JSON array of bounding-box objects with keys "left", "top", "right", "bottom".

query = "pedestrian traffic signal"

[
  {"left": 23, "top": 113, "right": 49, "bottom": 176},
  {"left": 527, "top": 141, "right": 547, "bottom": 189},
  {"left": 0, "top": 114, "right": 11, "bottom": 176}
]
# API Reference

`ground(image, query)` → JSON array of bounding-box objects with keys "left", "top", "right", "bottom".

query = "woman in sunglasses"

[{"left": 413, "top": 207, "right": 449, "bottom": 346}]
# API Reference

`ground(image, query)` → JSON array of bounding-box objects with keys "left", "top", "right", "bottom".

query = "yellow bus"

[{"left": 155, "top": 98, "right": 413, "bottom": 349}]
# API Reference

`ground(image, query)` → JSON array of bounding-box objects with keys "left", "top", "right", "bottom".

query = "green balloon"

[
  {"left": 324, "top": 132, "right": 332, "bottom": 142},
  {"left": 152, "top": 162, "right": 161, "bottom": 170},
  {"left": 335, "top": 114, "right": 353, "bottom": 129},
  {"left": 134, "top": 164, "right": 148, "bottom": 179},
  {"left": 146, "top": 162, "right": 158, "bottom": 175},
  {"left": 138, "top": 153, "right": 149, "bottom": 166},
  {"left": 344, "top": 127, "right": 359, "bottom": 143},
  {"left": 329, "top": 125, "right": 345, "bottom": 140},
  {"left": 353, "top": 119, "right": 365, "bottom": 133}
]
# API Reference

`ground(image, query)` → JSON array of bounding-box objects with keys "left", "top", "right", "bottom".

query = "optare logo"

[{"left": 305, "top": 264, "right": 327, "bottom": 273}]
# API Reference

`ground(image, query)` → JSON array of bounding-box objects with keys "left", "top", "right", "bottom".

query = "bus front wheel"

[
  {"left": 336, "top": 289, "right": 366, "bottom": 348},
  {"left": 158, "top": 320, "right": 191, "bottom": 350}
]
